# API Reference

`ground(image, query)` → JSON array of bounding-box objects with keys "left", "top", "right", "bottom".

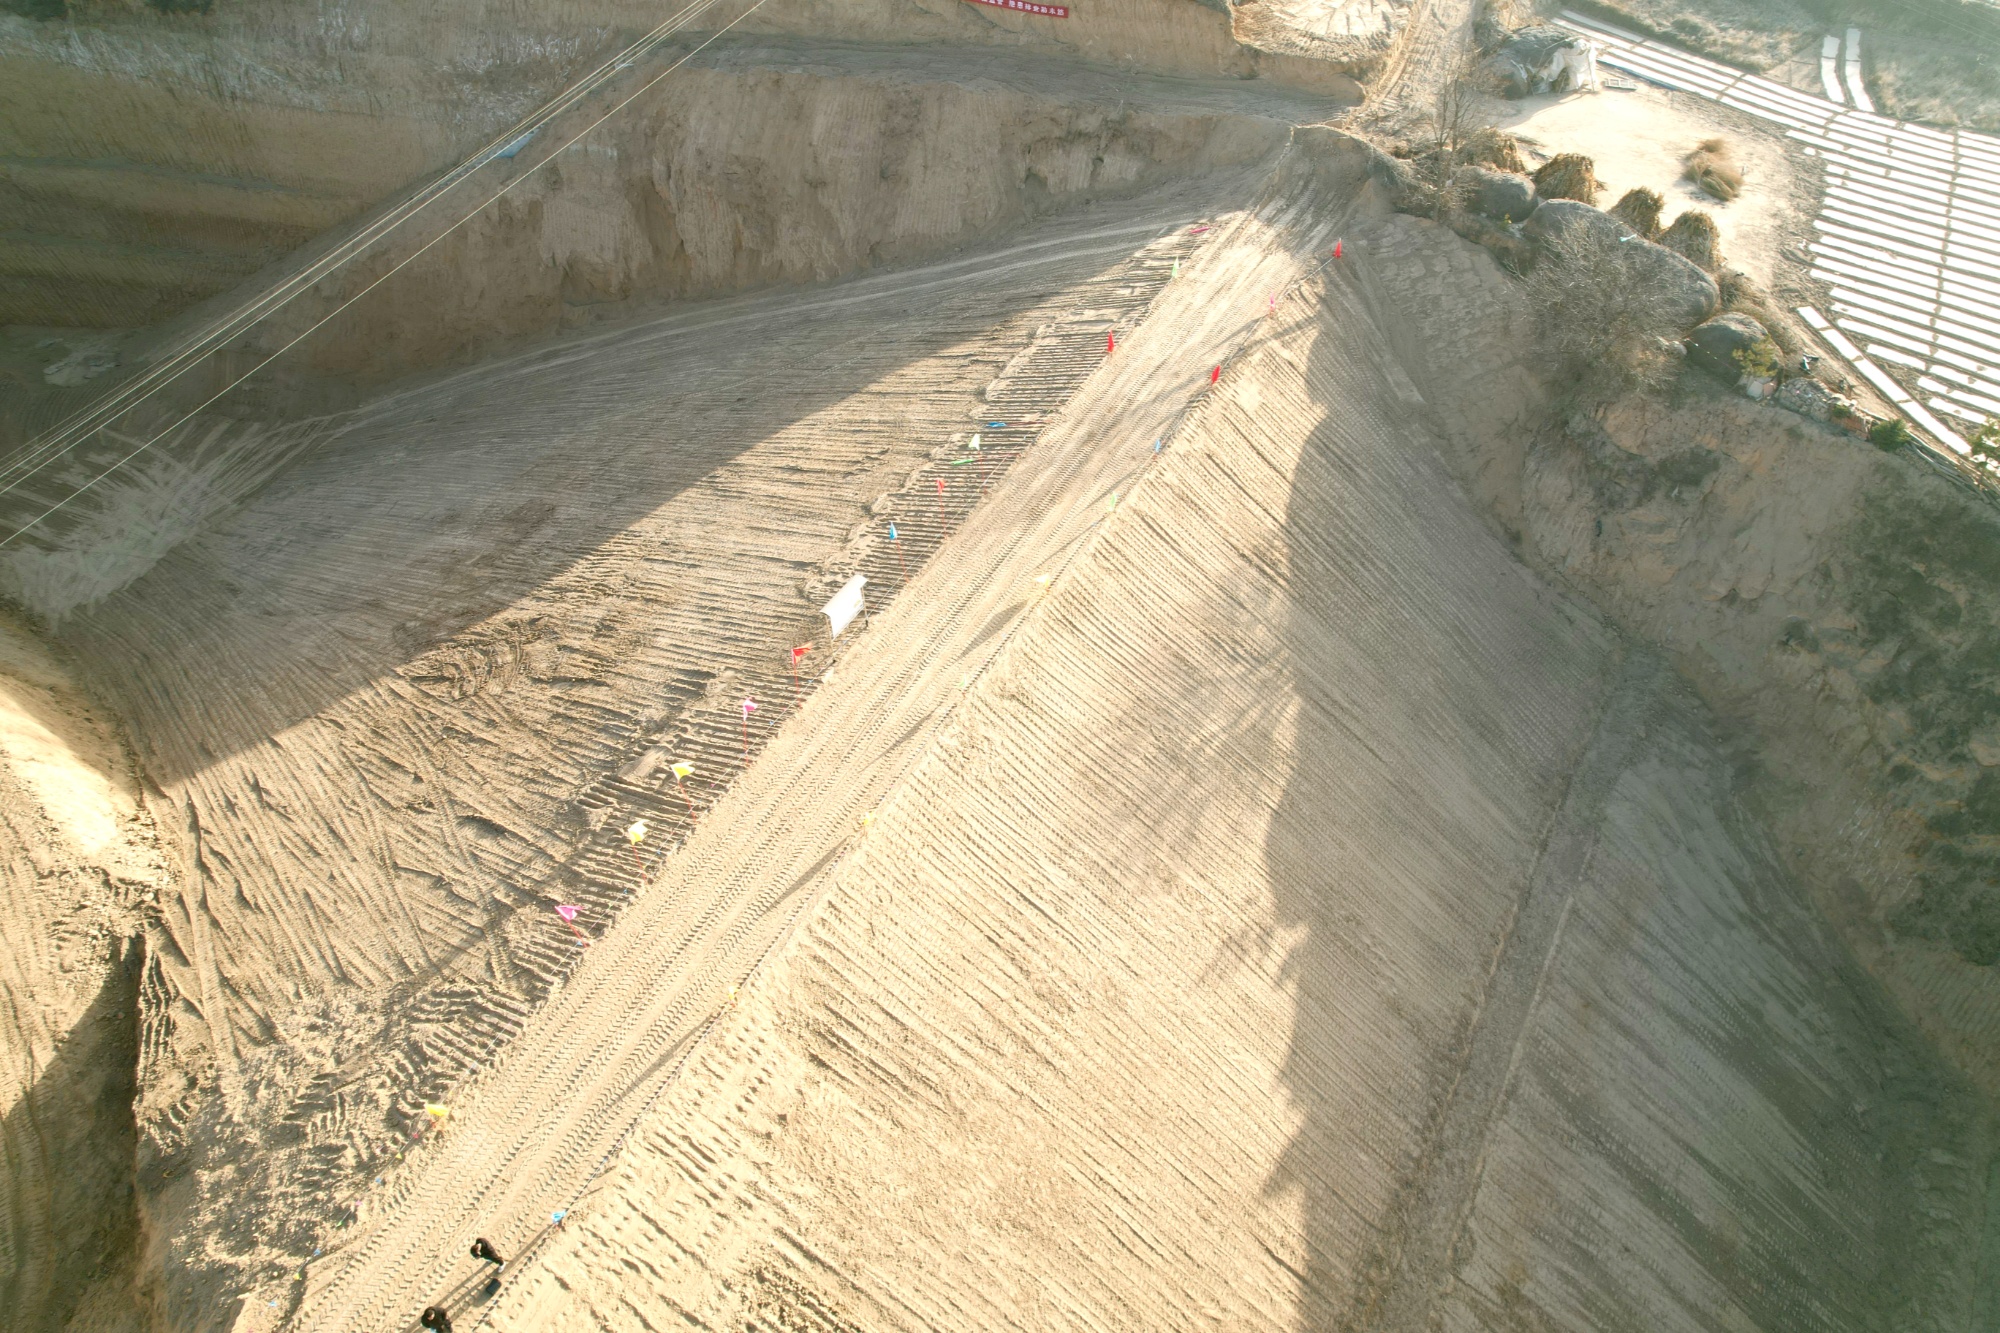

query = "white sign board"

[{"left": 822, "top": 574, "right": 867, "bottom": 638}]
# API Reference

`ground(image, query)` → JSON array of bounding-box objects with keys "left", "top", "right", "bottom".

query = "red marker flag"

[
  {"left": 1107, "top": 329, "right": 1116, "bottom": 355},
  {"left": 1334, "top": 239, "right": 1343, "bottom": 259},
  {"left": 789, "top": 645, "right": 810, "bottom": 703},
  {"left": 1211, "top": 365, "right": 1221, "bottom": 384}
]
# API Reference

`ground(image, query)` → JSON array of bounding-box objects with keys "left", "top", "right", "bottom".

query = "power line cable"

[
  {"left": 0, "top": 0, "right": 772, "bottom": 552},
  {"left": 0, "top": 0, "right": 735, "bottom": 503}
]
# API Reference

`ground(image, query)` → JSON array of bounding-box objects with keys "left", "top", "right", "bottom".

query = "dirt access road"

[
  {"left": 289, "top": 182, "right": 1347, "bottom": 1333},
  {"left": 1358, "top": 0, "right": 1477, "bottom": 125}
]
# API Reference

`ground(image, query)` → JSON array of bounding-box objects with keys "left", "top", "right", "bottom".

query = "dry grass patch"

[{"left": 1684, "top": 138, "right": 1743, "bottom": 201}]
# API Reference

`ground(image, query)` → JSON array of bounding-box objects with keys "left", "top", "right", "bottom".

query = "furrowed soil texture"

[
  {"left": 3, "top": 2, "right": 1999, "bottom": 1327},
  {"left": 287, "top": 138, "right": 1993, "bottom": 1332},
  {"left": 54, "top": 173, "right": 1272, "bottom": 1326}
]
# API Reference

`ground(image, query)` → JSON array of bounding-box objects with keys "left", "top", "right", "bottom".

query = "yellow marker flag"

[
  {"left": 671, "top": 761, "right": 693, "bottom": 780},
  {"left": 425, "top": 1103, "right": 449, "bottom": 1122},
  {"left": 625, "top": 819, "right": 649, "bottom": 845}
]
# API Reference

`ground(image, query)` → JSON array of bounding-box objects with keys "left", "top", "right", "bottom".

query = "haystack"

[
  {"left": 1659, "top": 209, "right": 1722, "bottom": 270},
  {"left": 1609, "top": 187, "right": 1664, "bottom": 238},
  {"left": 1462, "top": 126, "right": 1528, "bottom": 174},
  {"left": 1532, "top": 152, "right": 1600, "bottom": 204},
  {"left": 1684, "top": 138, "right": 1743, "bottom": 201}
]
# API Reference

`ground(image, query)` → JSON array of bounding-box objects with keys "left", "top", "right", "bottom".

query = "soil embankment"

[
  {"left": 0, "top": 611, "right": 168, "bottom": 1332},
  {"left": 59, "top": 169, "right": 1273, "bottom": 1326},
  {"left": 4, "top": 1, "right": 2000, "bottom": 1326},
  {"left": 322, "top": 136, "right": 1991, "bottom": 1331}
]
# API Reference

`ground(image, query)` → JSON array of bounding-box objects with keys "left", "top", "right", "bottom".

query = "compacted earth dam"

[{"left": 3, "top": 1, "right": 2000, "bottom": 1330}]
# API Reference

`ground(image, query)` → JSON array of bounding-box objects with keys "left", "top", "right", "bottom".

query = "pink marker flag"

[
  {"left": 742, "top": 698, "right": 757, "bottom": 715},
  {"left": 555, "top": 904, "right": 579, "bottom": 922}
]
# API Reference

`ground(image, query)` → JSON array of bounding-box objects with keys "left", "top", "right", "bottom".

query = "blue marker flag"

[
  {"left": 987, "top": 421, "right": 1006, "bottom": 428},
  {"left": 888, "top": 522, "right": 898, "bottom": 541}
]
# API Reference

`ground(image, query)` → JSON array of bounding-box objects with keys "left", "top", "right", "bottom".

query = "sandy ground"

[
  {"left": 6, "top": 1, "right": 2000, "bottom": 1326},
  {"left": 278, "top": 146, "right": 1996, "bottom": 1332},
  {"left": 1493, "top": 82, "right": 1805, "bottom": 284},
  {"left": 55, "top": 169, "right": 1272, "bottom": 1325},
  {"left": 0, "top": 612, "right": 166, "bottom": 1331}
]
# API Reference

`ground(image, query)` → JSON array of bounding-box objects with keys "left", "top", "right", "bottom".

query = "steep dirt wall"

[
  {"left": 462, "top": 186, "right": 1992, "bottom": 1331},
  {"left": 250, "top": 55, "right": 1296, "bottom": 390},
  {"left": 0, "top": 0, "right": 1348, "bottom": 333},
  {"left": 1355, "top": 210, "right": 2000, "bottom": 1107},
  {"left": 0, "top": 611, "right": 168, "bottom": 1333}
]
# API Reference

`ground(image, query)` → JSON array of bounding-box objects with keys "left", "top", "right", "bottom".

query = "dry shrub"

[
  {"left": 1659, "top": 209, "right": 1722, "bottom": 270},
  {"left": 1421, "top": 59, "right": 1486, "bottom": 156},
  {"left": 1683, "top": 138, "right": 1743, "bottom": 200},
  {"left": 1523, "top": 227, "right": 1689, "bottom": 402},
  {"left": 1717, "top": 268, "right": 1797, "bottom": 353},
  {"left": 1609, "top": 187, "right": 1664, "bottom": 238},
  {"left": 1462, "top": 125, "right": 1527, "bottom": 174},
  {"left": 1532, "top": 152, "right": 1600, "bottom": 204}
]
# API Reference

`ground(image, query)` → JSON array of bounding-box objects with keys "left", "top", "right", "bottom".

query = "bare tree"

[{"left": 1422, "top": 61, "right": 1483, "bottom": 159}]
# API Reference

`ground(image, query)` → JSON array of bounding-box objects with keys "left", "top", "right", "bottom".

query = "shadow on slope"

[
  {"left": 1262, "top": 221, "right": 1996, "bottom": 1332},
  {"left": 56, "top": 209, "right": 1174, "bottom": 785},
  {"left": 0, "top": 936, "right": 146, "bottom": 1333}
]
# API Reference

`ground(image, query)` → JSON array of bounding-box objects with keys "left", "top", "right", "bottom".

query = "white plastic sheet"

[{"left": 822, "top": 573, "right": 867, "bottom": 638}]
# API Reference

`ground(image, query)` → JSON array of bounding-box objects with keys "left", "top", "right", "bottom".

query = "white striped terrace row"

[{"left": 1559, "top": 9, "right": 2000, "bottom": 454}]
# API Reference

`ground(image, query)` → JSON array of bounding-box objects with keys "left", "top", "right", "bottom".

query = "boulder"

[
  {"left": 1523, "top": 200, "right": 1721, "bottom": 330},
  {"left": 1453, "top": 165, "right": 1538, "bottom": 223},
  {"left": 1685, "top": 313, "right": 1768, "bottom": 383}
]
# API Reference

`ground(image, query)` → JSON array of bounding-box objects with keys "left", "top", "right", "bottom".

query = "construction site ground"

[{"left": 3, "top": 3, "right": 2000, "bottom": 1332}]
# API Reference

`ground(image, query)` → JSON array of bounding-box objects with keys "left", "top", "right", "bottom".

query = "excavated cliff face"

[
  {"left": 1357, "top": 209, "right": 2000, "bottom": 1109},
  {"left": 252, "top": 47, "right": 1306, "bottom": 391},
  {"left": 0, "top": 0, "right": 1351, "bottom": 339},
  {"left": 1524, "top": 394, "right": 2000, "bottom": 1100},
  {"left": 0, "top": 610, "right": 170, "bottom": 1333}
]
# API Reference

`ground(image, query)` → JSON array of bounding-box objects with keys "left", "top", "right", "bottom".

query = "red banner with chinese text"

[{"left": 965, "top": 0, "right": 1070, "bottom": 16}]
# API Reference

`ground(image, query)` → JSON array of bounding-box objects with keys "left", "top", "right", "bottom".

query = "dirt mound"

[
  {"left": 59, "top": 176, "right": 1258, "bottom": 1325},
  {"left": 354, "top": 171, "right": 1998, "bottom": 1333},
  {"left": 0, "top": 612, "right": 165, "bottom": 1332}
]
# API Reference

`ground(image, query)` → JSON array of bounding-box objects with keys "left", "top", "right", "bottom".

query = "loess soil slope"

[
  {"left": 2, "top": 1, "right": 1999, "bottom": 1328},
  {"left": 308, "top": 138, "right": 1996, "bottom": 1332}
]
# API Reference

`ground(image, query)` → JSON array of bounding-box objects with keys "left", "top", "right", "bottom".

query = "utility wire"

[
  {"left": 0, "top": 0, "right": 744, "bottom": 519},
  {"left": 0, "top": 0, "right": 730, "bottom": 498}
]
